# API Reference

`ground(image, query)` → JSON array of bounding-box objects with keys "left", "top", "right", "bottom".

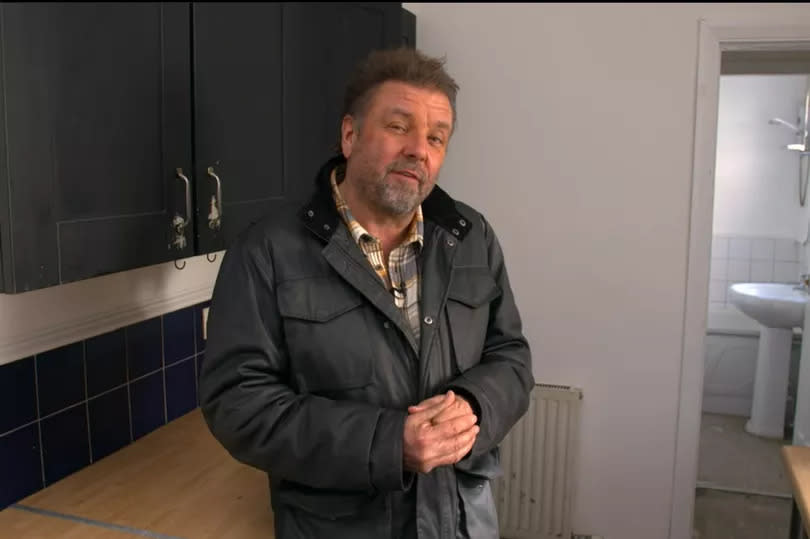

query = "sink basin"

[
  {"left": 728, "top": 282, "right": 807, "bottom": 329},
  {"left": 727, "top": 282, "right": 809, "bottom": 439}
]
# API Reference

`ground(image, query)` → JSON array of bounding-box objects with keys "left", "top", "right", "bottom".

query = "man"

[{"left": 199, "top": 47, "right": 534, "bottom": 539}]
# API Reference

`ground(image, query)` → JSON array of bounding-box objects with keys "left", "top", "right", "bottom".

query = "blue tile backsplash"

[
  {"left": 88, "top": 387, "right": 131, "bottom": 461},
  {"left": 127, "top": 317, "right": 163, "bottom": 380},
  {"left": 163, "top": 309, "right": 195, "bottom": 366},
  {"left": 0, "top": 300, "right": 209, "bottom": 509},
  {"left": 37, "top": 342, "right": 85, "bottom": 417},
  {"left": 85, "top": 329, "right": 127, "bottom": 397},
  {"left": 41, "top": 404, "right": 90, "bottom": 485},
  {"left": 166, "top": 358, "right": 197, "bottom": 422},
  {"left": 0, "top": 424, "right": 42, "bottom": 508},
  {"left": 0, "top": 357, "right": 36, "bottom": 435},
  {"left": 130, "top": 371, "right": 166, "bottom": 441}
]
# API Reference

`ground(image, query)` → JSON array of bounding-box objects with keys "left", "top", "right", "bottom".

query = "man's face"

[{"left": 341, "top": 81, "right": 453, "bottom": 217}]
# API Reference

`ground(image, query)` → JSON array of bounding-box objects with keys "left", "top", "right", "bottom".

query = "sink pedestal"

[{"left": 745, "top": 326, "right": 792, "bottom": 439}]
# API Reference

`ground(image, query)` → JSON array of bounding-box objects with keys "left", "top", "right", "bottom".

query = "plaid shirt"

[{"left": 330, "top": 166, "right": 424, "bottom": 345}]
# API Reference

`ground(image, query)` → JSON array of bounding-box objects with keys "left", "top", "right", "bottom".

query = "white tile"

[
  {"left": 709, "top": 280, "right": 727, "bottom": 302},
  {"left": 775, "top": 239, "right": 799, "bottom": 262},
  {"left": 727, "top": 260, "right": 750, "bottom": 281},
  {"left": 710, "top": 259, "right": 728, "bottom": 280},
  {"left": 774, "top": 261, "right": 799, "bottom": 283},
  {"left": 711, "top": 237, "right": 729, "bottom": 260},
  {"left": 751, "top": 238, "right": 775, "bottom": 260},
  {"left": 750, "top": 260, "right": 774, "bottom": 282},
  {"left": 729, "top": 238, "right": 752, "bottom": 260}
]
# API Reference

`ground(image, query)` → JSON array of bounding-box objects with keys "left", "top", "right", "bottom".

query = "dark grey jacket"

[{"left": 199, "top": 155, "right": 534, "bottom": 539}]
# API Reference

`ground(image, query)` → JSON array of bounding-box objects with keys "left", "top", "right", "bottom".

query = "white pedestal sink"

[{"left": 728, "top": 283, "right": 807, "bottom": 439}]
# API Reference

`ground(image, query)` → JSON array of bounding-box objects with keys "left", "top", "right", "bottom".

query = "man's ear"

[{"left": 340, "top": 115, "right": 358, "bottom": 158}]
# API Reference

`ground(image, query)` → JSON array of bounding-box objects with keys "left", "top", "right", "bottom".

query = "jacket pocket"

[
  {"left": 456, "top": 471, "right": 499, "bottom": 539},
  {"left": 446, "top": 267, "right": 502, "bottom": 372},
  {"left": 277, "top": 277, "right": 374, "bottom": 394},
  {"left": 274, "top": 480, "right": 376, "bottom": 519},
  {"left": 273, "top": 481, "right": 388, "bottom": 538}
]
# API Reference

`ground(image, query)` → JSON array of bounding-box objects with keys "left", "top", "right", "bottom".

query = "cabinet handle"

[
  {"left": 207, "top": 166, "right": 223, "bottom": 231},
  {"left": 176, "top": 168, "right": 192, "bottom": 225},
  {"left": 170, "top": 168, "right": 192, "bottom": 250}
]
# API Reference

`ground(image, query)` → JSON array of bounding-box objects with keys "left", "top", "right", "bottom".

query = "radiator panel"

[{"left": 494, "top": 384, "right": 582, "bottom": 539}]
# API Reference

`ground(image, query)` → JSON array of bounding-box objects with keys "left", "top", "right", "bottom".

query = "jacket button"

[
  {"left": 459, "top": 219, "right": 466, "bottom": 227},
  {"left": 451, "top": 228, "right": 460, "bottom": 236},
  {"left": 306, "top": 210, "right": 314, "bottom": 218},
  {"left": 383, "top": 321, "right": 391, "bottom": 329},
  {"left": 447, "top": 239, "right": 455, "bottom": 247},
  {"left": 323, "top": 224, "right": 331, "bottom": 231},
  {"left": 423, "top": 316, "right": 433, "bottom": 325}
]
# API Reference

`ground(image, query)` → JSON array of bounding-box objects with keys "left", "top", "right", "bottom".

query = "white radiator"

[{"left": 493, "top": 384, "right": 583, "bottom": 539}]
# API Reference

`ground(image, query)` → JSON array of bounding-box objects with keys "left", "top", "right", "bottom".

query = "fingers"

[
  {"left": 407, "top": 391, "right": 454, "bottom": 414},
  {"left": 403, "top": 414, "right": 480, "bottom": 474},
  {"left": 402, "top": 391, "right": 481, "bottom": 474},
  {"left": 429, "top": 397, "right": 475, "bottom": 426},
  {"left": 427, "top": 411, "right": 478, "bottom": 441},
  {"left": 419, "top": 425, "right": 479, "bottom": 473},
  {"left": 408, "top": 391, "right": 456, "bottom": 422}
]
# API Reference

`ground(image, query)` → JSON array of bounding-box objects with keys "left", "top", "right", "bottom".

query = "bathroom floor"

[{"left": 693, "top": 413, "right": 793, "bottom": 539}]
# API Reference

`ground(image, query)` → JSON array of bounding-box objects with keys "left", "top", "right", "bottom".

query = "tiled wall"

[
  {"left": 0, "top": 300, "right": 209, "bottom": 509},
  {"left": 709, "top": 235, "right": 802, "bottom": 309}
]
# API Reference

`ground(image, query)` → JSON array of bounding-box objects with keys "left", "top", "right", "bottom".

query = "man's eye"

[
  {"left": 429, "top": 136, "right": 444, "bottom": 145},
  {"left": 389, "top": 124, "right": 406, "bottom": 132}
]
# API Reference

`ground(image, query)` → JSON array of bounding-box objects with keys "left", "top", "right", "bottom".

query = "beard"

[{"left": 357, "top": 159, "right": 436, "bottom": 217}]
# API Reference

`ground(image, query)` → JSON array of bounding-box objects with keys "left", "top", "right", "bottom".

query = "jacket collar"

[{"left": 299, "top": 154, "right": 472, "bottom": 243}]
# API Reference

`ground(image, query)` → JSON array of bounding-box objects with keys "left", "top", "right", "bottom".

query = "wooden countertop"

[
  {"left": 0, "top": 409, "right": 275, "bottom": 538},
  {"left": 782, "top": 445, "right": 810, "bottom": 527}
]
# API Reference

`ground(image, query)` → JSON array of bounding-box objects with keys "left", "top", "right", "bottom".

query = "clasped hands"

[{"left": 403, "top": 390, "right": 479, "bottom": 474}]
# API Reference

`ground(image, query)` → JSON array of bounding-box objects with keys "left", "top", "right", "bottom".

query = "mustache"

[{"left": 386, "top": 162, "right": 427, "bottom": 183}]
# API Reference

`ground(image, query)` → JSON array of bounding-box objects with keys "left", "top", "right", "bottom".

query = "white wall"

[
  {"left": 405, "top": 3, "right": 810, "bottom": 538},
  {"left": 714, "top": 74, "right": 807, "bottom": 238}
]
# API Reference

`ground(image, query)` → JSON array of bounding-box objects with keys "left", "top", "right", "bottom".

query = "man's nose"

[{"left": 402, "top": 130, "right": 428, "bottom": 162}]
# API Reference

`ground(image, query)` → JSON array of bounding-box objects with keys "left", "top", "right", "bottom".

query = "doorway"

[
  {"left": 674, "top": 20, "right": 810, "bottom": 539},
  {"left": 695, "top": 67, "right": 810, "bottom": 538}
]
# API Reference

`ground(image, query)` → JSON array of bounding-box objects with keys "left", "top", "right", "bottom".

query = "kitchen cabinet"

[{"left": 0, "top": 2, "right": 410, "bottom": 293}]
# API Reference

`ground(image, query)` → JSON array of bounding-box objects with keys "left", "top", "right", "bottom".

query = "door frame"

[{"left": 673, "top": 17, "right": 810, "bottom": 539}]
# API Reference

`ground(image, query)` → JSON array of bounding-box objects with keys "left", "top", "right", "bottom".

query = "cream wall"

[
  {"left": 404, "top": 3, "right": 810, "bottom": 538},
  {"left": 714, "top": 74, "right": 807, "bottom": 239}
]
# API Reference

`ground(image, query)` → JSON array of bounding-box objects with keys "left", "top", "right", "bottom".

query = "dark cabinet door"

[
  {"left": 192, "top": 3, "right": 284, "bottom": 253},
  {"left": 283, "top": 2, "right": 403, "bottom": 206},
  {"left": 0, "top": 3, "right": 193, "bottom": 293}
]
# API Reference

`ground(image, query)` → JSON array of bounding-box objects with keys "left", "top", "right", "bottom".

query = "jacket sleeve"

[
  {"left": 198, "top": 230, "right": 408, "bottom": 493},
  {"left": 447, "top": 216, "right": 535, "bottom": 458}
]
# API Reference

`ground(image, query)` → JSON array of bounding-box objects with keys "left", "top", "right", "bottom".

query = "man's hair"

[{"left": 336, "top": 47, "right": 459, "bottom": 151}]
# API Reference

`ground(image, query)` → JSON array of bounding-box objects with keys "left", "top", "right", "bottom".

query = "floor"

[{"left": 694, "top": 413, "right": 793, "bottom": 539}]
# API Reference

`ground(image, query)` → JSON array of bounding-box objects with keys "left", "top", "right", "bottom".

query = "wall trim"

[
  {"left": 673, "top": 16, "right": 810, "bottom": 539},
  {"left": 0, "top": 283, "right": 212, "bottom": 364}
]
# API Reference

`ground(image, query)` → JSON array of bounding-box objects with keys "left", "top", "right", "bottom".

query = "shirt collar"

[{"left": 330, "top": 165, "right": 424, "bottom": 250}]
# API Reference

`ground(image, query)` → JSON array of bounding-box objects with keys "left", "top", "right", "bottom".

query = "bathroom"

[{"left": 697, "top": 62, "right": 810, "bottom": 537}]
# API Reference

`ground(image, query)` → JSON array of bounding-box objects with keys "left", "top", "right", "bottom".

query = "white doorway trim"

[{"left": 673, "top": 17, "right": 810, "bottom": 539}]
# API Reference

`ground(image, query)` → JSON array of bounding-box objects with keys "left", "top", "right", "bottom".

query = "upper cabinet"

[
  {"left": 0, "top": 2, "right": 412, "bottom": 293},
  {"left": 0, "top": 3, "right": 194, "bottom": 293}
]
